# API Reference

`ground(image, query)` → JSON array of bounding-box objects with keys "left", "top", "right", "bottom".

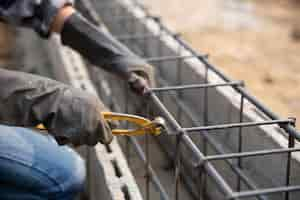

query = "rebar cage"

[{"left": 78, "top": 0, "right": 300, "bottom": 199}]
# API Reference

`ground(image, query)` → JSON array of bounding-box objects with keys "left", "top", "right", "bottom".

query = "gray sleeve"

[
  {"left": 0, "top": 68, "right": 113, "bottom": 145},
  {"left": 0, "top": 0, "right": 74, "bottom": 37}
]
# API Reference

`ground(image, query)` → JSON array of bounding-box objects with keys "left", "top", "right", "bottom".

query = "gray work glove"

[
  {"left": 0, "top": 68, "right": 113, "bottom": 146},
  {"left": 61, "top": 12, "right": 155, "bottom": 95},
  {"left": 128, "top": 72, "right": 151, "bottom": 95}
]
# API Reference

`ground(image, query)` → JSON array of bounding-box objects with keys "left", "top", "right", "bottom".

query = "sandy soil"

[{"left": 143, "top": 0, "right": 300, "bottom": 126}]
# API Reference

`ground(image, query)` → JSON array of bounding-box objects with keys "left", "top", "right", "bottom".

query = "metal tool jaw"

[{"left": 102, "top": 112, "right": 165, "bottom": 136}]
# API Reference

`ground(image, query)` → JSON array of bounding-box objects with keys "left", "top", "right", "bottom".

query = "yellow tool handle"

[
  {"left": 36, "top": 112, "right": 164, "bottom": 136},
  {"left": 102, "top": 112, "right": 150, "bottom": 126},
  {"left": 102, "top": 112, "right": 163, "bottom": 136}
]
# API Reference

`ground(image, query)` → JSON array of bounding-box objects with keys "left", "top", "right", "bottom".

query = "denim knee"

[
  {"left": 54, "top": 149, "right": 87, "bottom": 199},
  {"left": 0, "top": 125, "right": 87, "bottom": 199}
]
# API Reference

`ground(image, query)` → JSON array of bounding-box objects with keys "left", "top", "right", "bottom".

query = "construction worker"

[{"left": 0, "top": 1, "right": 152, "bottom": 199}]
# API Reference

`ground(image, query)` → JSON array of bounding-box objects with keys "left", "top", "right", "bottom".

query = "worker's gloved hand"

[
  {"left": 128, "top": 73, "right": 150, "bottom": 95},
  {"left": 0, "top": 69, "right": 113, "bottom": 146},
  {"left": 52, "top": 89, "right": 113, "bottom": 146},
  {"left": 61, "top": 12, "right": 155, "bottom": 95}
]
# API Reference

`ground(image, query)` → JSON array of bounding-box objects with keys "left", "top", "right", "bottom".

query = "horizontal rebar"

[
  {"left": 145, "top": 55, "right": 207, "bottom": 63},
  {"left": 93, "top": 2, "right": 121, "bottom": 10},
  {"left": 228, "top": 185, "right": 300, "bottom": 199},
  {"left": 116, "top": 34, "right": 159, "bottom": 41},
  {"left": 183, "top": 119, "right": 294, "bottom": 133},
  {"left": 203, "top": 147, "right": 300, "bottom": 162},
  {"left": 103, "top": 15, "right": 145, "bottom": 22},
  {"left": 150, "top": 81, "right": 244, "bottom": 92}
]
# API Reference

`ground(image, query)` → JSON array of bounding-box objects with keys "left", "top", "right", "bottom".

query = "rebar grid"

[{"left": 84, "top": 0, "right": 300, "bottom": 200}]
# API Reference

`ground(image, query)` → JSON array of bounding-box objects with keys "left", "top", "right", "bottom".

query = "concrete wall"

[{"left": 89, "top": 0, "right": 300, "bottom": 199}]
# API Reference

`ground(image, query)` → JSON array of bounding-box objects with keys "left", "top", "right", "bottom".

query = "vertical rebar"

[
  {"left": 175, "top": 131, "right": 183, "bottom": 200},
  {"left": 173, "top": 32, "right": 183, "bottom": 200},
  {"left": 198, "top": 163, "right": 206, "bottom": 200},
  {"left": 145, "top": 101, "right": 151, "bottom": 200},
  {"left": 175, "top": 34, "right": 184, "bottom": 200},
  {"left": 156, "top": 17, "right": 164, "bottom": 103},
  {"left": 200, "top": 64, "right": 209, "bottom": 198},
  {"left": 142, "top": 17, "right": 148, "bottom": 57},
  {"left": 237, "top": 94, "right": 245, "bottom": 191},
  {"left": 125, "top": 85, "right": 131, "bottom": 162},
  {"left": 175, "top": 34, "right": 183, "bottom": 124},
  {"left": 285, "top": 132, "right": 295, "bottom": 200}
]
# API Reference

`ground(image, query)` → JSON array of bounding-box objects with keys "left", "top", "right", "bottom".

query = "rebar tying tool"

[
  {"left": 102, "top": 112, "right": 165, "bottom": 136},
  {"left": 36, "top": 112, "right": 165, "bottom": 136}
]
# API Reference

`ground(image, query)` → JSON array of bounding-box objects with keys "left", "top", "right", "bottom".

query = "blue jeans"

[{"left": 0, "top": 125, "right": 86, "bottom": 200}]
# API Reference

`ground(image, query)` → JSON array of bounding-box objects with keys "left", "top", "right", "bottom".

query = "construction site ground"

[{"left": 143, "top": 0, "right": 300, "bottom": 127}]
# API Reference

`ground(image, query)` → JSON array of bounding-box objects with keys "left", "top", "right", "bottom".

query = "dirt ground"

[{"left": 143, "top": 0, "right": 300, "bottom": 126}]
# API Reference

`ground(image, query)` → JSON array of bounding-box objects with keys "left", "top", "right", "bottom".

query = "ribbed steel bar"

[
  {"left": 228, "top": 186, "right": 300, "bottom": 199},
  {"left": 145, "top": 131, "right": 150, "bottom": 200},
  {"left": 143, "top": 17, "right": 151, "bottom": 200},
  {"left": 285, "top": 134, "right": 295, "bottom": 200},
  {"left": 116, "top": 34, "right": 159, "bottom": 41},
  {"left": 103, "top": 15, "right": 146, "bottom": 23},
  {"left": 183, "top": 119, "right": 294, "bottom": 133},
  {"left": 174, "top": 133, "right": 183, "bottom": 200},
  {"left": 237, "top": 93, "right": 244, "bottom": 192},
  {"left": 202, "top": 147, "right": 300, "bottom": 162},
  {"left": 175, "top": 34, "right": 184, "bottom": 200},
  {"left": 201, "top": 57, "right": 209, "bottom": 199},
  {"left": 175, "top": 34, "right": 184, "bottom": 124},
  {"left": 149, "top": 81, "right": 244, "bottom": 92},
  {"left": 145, "top": 55, "right": 205, "bottom": 63}
]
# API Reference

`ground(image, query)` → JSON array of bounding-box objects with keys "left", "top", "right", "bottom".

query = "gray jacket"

[
  {"left": 0, "top": 0, "right": 115, "bottom": 145},
  {"left": 0, "top": 0, "right": 153, "bottom": 145}
]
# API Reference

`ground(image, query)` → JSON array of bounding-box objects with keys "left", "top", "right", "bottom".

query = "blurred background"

[{"left": 142, "top": 0, "right": 300, "bottom": 126}]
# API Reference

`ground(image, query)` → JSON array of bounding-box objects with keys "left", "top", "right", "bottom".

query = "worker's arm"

[
  {"left": 56, "top": 7, "right": 154, "bottom": 95},
  {"left": 0, "top": 68, "right": 113, "bottom": 146},
  {"left": 0, "top": 1, "right": 153, "bottom": 95}
]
